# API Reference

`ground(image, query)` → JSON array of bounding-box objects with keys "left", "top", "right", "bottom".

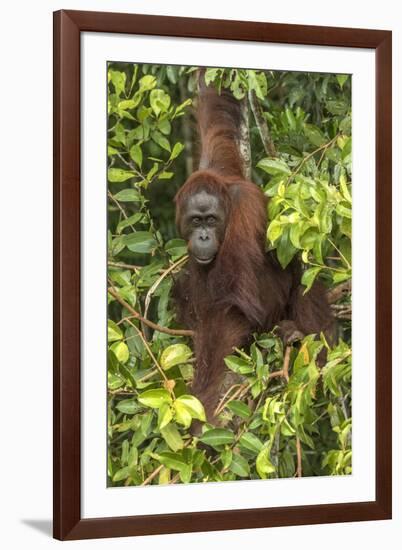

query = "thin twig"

[
  {"left": 213, "top": 383, "right": 243, "bottom": 417},
  {"left": 290, "top": 134, "right": 340, "bottom": 181},
  {"left": 282, "top": 346, "right": 292, "bottom": 381},
  {"left": 108, "top": 190, "right": 130, "bottom": 220},
  {"left": 108, "top": 389, "right": 136, "bottom": 396},
  {"left": 108, "top": 285, "right": 194, "bottom": 337},
  {"left": 141, "top": 465, "right": 164, "bottom": 486},
  {"left": 144, "top": 255, "right": 188, "bottom": 319},
  {"left": 296, "top": 437, "right": 302, "bottom": 477},
  {"left": 169, "top": 472, "right": 181, "bottom": 485},
  {"left": 122, "top": 318, "right": 171, "bottom": 391},
  {"left": 108, "top": 260, "right": 140, "bottom": 272},
  {"left": 214, "top": 383, "right": 250, "bottom": 416},
  {"left": 142, "top": 440, "right": 192, "bottom": 486},
  {"left": 328, "top": 238, "right": 351, "bottom": 270}
]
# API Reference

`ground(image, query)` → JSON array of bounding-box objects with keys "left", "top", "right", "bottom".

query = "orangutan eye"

[
  {"left": 207, "top": 216, "right": 217, "bottom": 225},
  {"left": 192, "top": 217, "right": 201, "bottom": 226}
]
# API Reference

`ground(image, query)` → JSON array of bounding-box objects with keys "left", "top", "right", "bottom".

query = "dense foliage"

[{"left": 107, "top": 63, "right": 352, "bottom": 486}]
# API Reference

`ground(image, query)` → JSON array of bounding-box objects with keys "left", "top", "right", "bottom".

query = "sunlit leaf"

[
  {"left": 108, "top": 320, "right": 123, "bottom": 342},
  {"left": 160, "top": 344, "right": 193, "bottom": 370},
  {"left": 108, "top": 168, "right": 134, "bottom": 183},
  {"left": 138, "top": 389, "right": 172, "bottom": 409}
]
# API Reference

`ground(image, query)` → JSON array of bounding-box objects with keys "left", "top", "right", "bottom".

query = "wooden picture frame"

[{"left": 53, "top": 9, "right": 392, "bottom": 540}]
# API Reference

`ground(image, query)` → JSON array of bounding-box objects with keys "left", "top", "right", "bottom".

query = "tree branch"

[
  {"left": 248, "top": 89, "right": 276, "bottom": 157},
  {"left": 239, "top": 98, "right": 252, "bottom": 179},
  {"left": 290, "top": 134, "right": 340, "bottom": 182},
  {"left": 108, "top": 260, "right": 140, "bottom": 272},
  {"left": 296, "top": 437, "right": 302, "bottom": 477},
  {"left": 108, "top": 286, "right": 194, "bottom": 337}
]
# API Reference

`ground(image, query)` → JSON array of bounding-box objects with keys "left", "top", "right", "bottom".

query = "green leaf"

[
  {"left": 137, "top": 105, "right": 152, "bottom": 123},
  {"left": 289, "top": 222, "right": 306, "bottom": 249},
  {"left": 110, "top": 341, "right": 130, "bottom": 364},
  {"left": 199, "top": 428, "right": 235, "bottom": 449},
  {"left": 124, "top": 232, "right": 157, "bottom": 254},
  {"left": 158, "top": 171, "right": 174, "bottom": 180},
  {"left": 156, "top": 451, "right": 187, "bottom": 472},
  {"left": 239, "top": 432, "right": 264, "bottom": 454},
  {"left": 175, "top": 395, "right": 206, "bottom": 421},
  {"left": 224, "top": 355, "right": 253, "bottom": 374},
  {"left": 165, "top": 238, "right": 187, "bottom": 260},
  {"left": 112, "top": 466, "right": 130, "bottom": 482},
  {"left": 229, "top": 453, "right": 250, "bottom": 477},
  {"left": 285, "top": 107, "right": 297, "bottom": 131},
  {"left": 248, "top": 70, "right": 267, "bottom": 100},
  {"left": 340, "top": 174, "right": 352, "bottom": 203},
  {"left": 108, "top": 320, "right": 123, "bottom": 342},
  {"left": 340, "top": 217, "right": 351, "bottom": 238},
  {"left": 160, "top": 423, "right": 183, "bottom": 452},
  {"left": 326, "top": 99, "right": 348, "bottom": 116},
  {"left": 166, "top": 66, "right": 178, "bottom": 83},
  {"left": 336, "top": 203, "right": 352, "bottom": 219},
  {"left": 160, "top": 344, "right": 193, "bottom": 370},
  {"left": 129, "top": 144, "right": 142, "bottom": 168},
  {"left": 152, "top": 130, "right": 171, "bottom": 152},
  {"left": 333, "top": 271, "right": 351, "bottom": 284},
  {"left": 109, "top": 70, "right": 126, "bottom": 96},
  {"left": 205, "top": 67, "right": 222, "bottom": 85},
  {"left": 116, "top": 213, "right": 144, "bottom": 233},
  {"left": 257, "top": 158, "right": 291, "bottom": 176},
  {"left": 146, "top": 162, "right": 159, "bottom": 181},
  {"left": 276, "top": 227, "right": 297, "bottom": 268},
  {"left": 113, "top": 189, "right": 141, "bottom": 202},
  {"left": 336, "top": 74, "right": 349, "bottom": 89},
  {"left": 304, "top": 123, "right": 326, "bottom": 147},
  {"left": 139, "top": 74, "right": 156, "bottom": 91},
  {"left": 118, "top": 99, "right": 138, "bottom": 111},
  {"left": 128, "top": 445, "right": 138, "bottom": 468},
  {"left": 301, "top": 267, "right": 321, "bottom": 294},
  {"left": 158, "top": 402, "right": 173, "bottom": 430},
  {"left": 116, "top": 399, "right": 142, "bottom": 415},
  {"left": 150, "top": 89, "right": 171, "bottom": 116},
  {"left": 174, "top": 98, "right": 192, "bottom": 117},
  {"left": 173, "top": 400, "right": 192, "bottom": 428},
  {"left": 221, "top": 449, "right": 233, "bottom": 470},
  {"left": 113, "top": 123, "right": 126, "bottom": 145},
  {"left": 227, "top": 400, "right": 251, "bottom": 419},
  {"left": 138, "top": 389, "right": 172, "bottom": 409},
  {"left": 108, "top": 372, "right": 124, "bottom": 391},
  {"left": 108, "top": 168, "right": 134, "bottom": 183},
  {"left": 281, "top": 418, "right": 296, "bottom": 437},
  {"left": 121, "top": 440, "right": 129, "bottom": 465},
  {"left": 158, "top": 118, "right": 172, "bottom": 135},
  {"left": 169, "top": 142, "right": 184, "bottom": 161},
  {"left": 256, "top": 447, "right": 276, "bottom": 479},
  {"left": 267, "top": 220, "right": 283, "bottom": 243}
]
